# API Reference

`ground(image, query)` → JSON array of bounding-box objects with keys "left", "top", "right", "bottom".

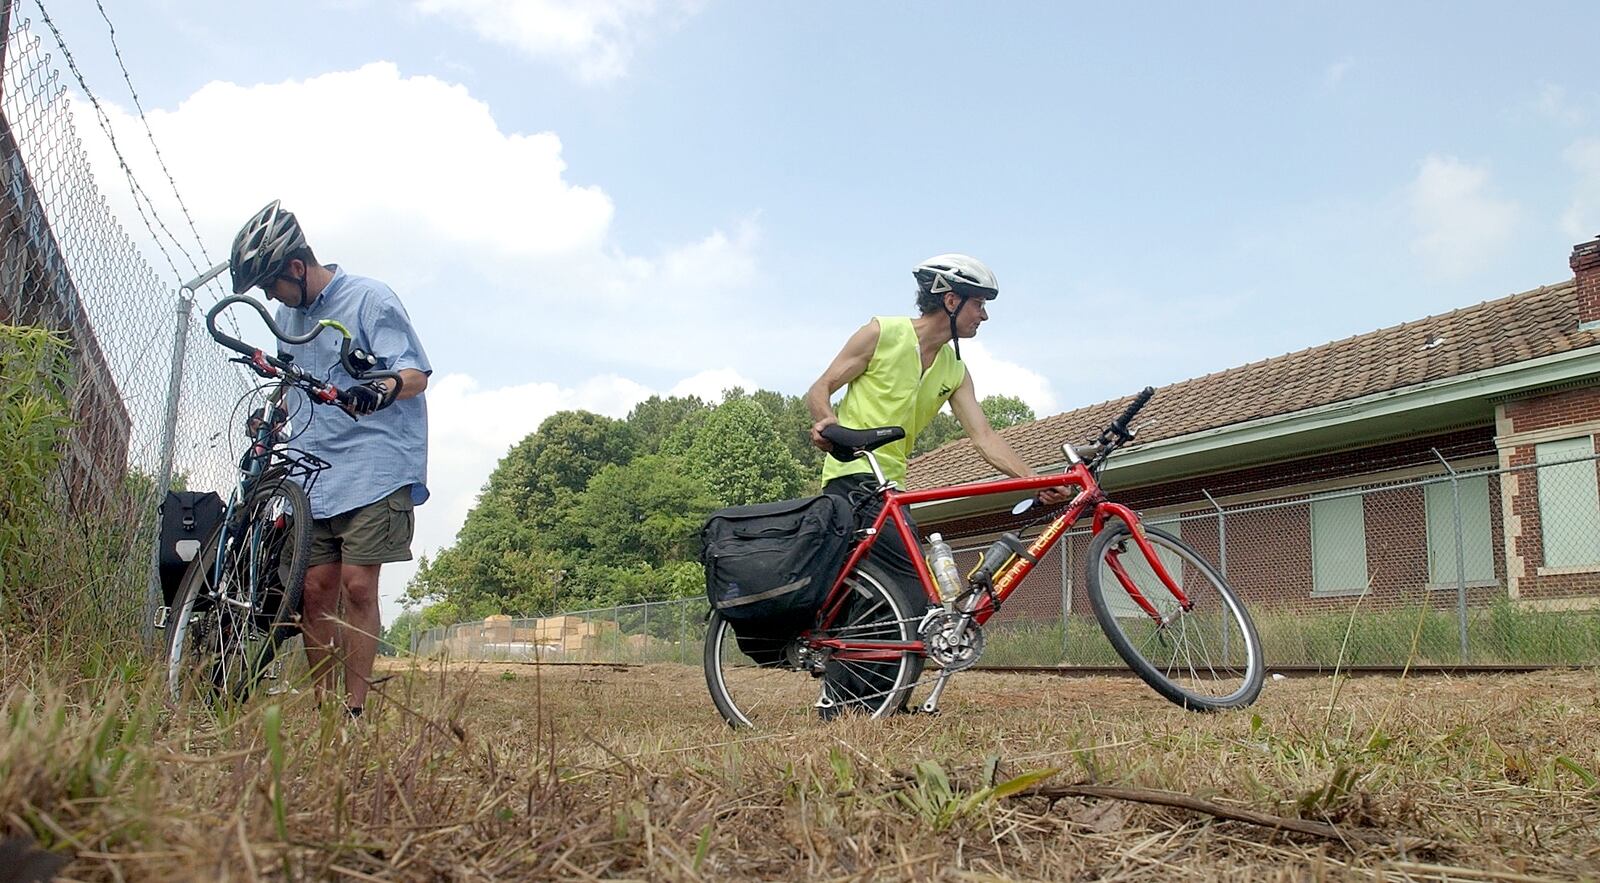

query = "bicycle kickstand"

[{"left": 918, "top": 668, "right": 956, "bottom": 715}]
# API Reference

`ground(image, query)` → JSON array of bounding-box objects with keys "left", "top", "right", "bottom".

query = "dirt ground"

[{"left": 363, "top": 659, "right": 1600, "bottom": 881}]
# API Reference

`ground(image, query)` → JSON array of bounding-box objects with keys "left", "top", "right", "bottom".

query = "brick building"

[
  {"left": 0, "top": 114, "right": 133, "bottom": 513},
  {"left": 909, "top": 237, "right": 1600, "bottom": 619}
]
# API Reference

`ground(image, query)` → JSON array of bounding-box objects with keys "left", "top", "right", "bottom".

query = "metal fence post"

[
  {"left": 1432, "top": 448, "right": 1471, "bottom": 663},
  {"left": 1202, "top": 489, "right": 1229, "bottom": 658},
  {"left": 142, "top": 263, "right": 229, "bottom": 648},
  {"left": 1059, "top": 537, "right": 1071, "bottom": 661},
  {"left": 141, "top": 289, "right": 194, "bottom": 646}
]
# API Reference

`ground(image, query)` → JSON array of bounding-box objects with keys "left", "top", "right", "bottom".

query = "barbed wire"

[
  {"left": 90, "top": 0, "right": 216, "bottom": 277},
  {"left": 30, "top": 0, "right": 202, "bottom": 282},
  {"left": 27, "top": 0, "right": 242, "bottom": 340}
]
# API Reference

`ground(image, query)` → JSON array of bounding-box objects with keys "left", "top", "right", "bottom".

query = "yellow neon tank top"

[{"left": 821, "top": 316, "right": 967, "bottom": 487}]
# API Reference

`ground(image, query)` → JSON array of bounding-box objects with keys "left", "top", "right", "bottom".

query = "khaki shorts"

[{"left": 308, "top": 486, "right": 415, "bottom": 567}]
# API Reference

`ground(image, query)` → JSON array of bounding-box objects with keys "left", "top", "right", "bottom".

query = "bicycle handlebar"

[
  {"left": 1078, "top": 386, "right": 1156, "bottom": 475},
  {"left": 1107, "top": 386, "right": 1154, "bottom": 439},
  {"left": 205, "top": 294, "right": 404, "bottom": 411}
]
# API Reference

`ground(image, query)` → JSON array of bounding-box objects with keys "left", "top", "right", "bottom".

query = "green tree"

[
  {"left": 725, "top": 387, "right": 821, "bottom": 472},
  {"left": 570, "top": 559, "right": 704, "bottom": 609},
  {"left": 627, "top": 394, "right": 711, "bottom": 455},
  {"left": 980, "top": 394, "right": 1036, "bottom": 429},
  {"left": 685, "top": 398, "right": 809, "bottom": 506},
  {"left": 911, "top": 407, "right": 964, "bottom": 457},
  {"left": 519, "top": 411, "right": 637, "bottom": 534},
  {"left": 381, "top": 607, "right": 423, "bottom": 656},
  {"left": 571, "top": 454, "right": 717, "bottom": 569},
  {"left": 406, "top": 410, "right": 635, "bottom": 613}
]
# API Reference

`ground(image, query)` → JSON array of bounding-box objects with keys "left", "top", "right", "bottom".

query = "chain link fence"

[
  {"left": 416, "top": 452, "right": 1600, "bottom": 669},
  {"left": 2, "top": 12, "right": 252, "bottom": 636}
]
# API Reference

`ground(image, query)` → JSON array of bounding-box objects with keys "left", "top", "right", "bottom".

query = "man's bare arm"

[
  {"left": 390, "top": 368, "right": 428, "bottom": 401},
  {"left": 949, "top": 374, "right": 1070, "bottom": 503},
  {"left": 806, "top": 320, "right": 880, "bottom": 450}
]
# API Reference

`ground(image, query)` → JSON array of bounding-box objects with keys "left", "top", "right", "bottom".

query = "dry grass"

[{"left": 3, "top": 642, "right": 1599, "bottom": 881}]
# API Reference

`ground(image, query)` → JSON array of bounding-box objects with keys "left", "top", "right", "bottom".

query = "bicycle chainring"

[{"left": 918, "top": 609, "right": 986, "bottom": 671}]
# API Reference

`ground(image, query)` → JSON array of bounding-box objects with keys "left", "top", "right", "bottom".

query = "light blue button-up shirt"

[{"left": 273, "top": 265, "right": 431, "bottom": 519}]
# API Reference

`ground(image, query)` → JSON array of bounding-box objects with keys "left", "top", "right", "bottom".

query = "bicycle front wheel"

[
  {"left": 166, "top": 478, "right": 312, "bottom": 704},
  {"left": 1085, "top": 524, "right": 1263, "bottom": 711},
  {"left": 704, "top": 561, "right": 925, "bottom": 728}
]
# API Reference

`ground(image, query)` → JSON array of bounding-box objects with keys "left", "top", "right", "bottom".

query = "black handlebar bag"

[{"left": 701, "top": 495, "right": 854, "bottom": 665}]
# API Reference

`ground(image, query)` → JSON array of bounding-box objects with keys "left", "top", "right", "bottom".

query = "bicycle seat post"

[{"left": 855, "top": 449, "right": 892, "bottom": 489}]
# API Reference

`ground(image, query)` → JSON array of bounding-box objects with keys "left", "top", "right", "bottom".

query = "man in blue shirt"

[{"left": 230, "top": 201, "right": 431, "bottom": 717}]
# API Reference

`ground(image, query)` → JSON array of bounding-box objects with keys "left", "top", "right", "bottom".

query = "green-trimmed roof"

[{"left": 909, "top": 279, "right": 1593, "bottom": 491}]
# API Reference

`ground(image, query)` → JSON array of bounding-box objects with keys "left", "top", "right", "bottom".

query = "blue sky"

[{"left": 26, "top": 0, "right": 1600, "bottom": 618}]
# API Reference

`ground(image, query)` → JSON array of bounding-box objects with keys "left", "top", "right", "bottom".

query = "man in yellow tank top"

[{"left": 804, "top": 254, "right": 1067, "bottom": 590}]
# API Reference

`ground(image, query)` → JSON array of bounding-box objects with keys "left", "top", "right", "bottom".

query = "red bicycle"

[{"left": 703, "top": 387, "right": 1264, "bottom": 727}]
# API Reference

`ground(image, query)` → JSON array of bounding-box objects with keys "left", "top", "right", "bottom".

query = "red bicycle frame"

[{"left": 810, "top": 459, "right": 1195, "bottom": 661}]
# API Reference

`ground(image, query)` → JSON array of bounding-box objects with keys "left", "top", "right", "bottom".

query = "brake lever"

[{"left": 229, "top": 354, "right": 277, "bottom": 380}]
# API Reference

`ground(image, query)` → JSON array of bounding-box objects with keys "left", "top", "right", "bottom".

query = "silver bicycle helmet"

[
  {"left": 914, "top": 253, "right": 998, "bottom": 301},
  {"left": 914, "top": 253, "right": 997, "bottom": 359},
  {"left": 230, "top": 200, "right": 307, "bottom": 294}
]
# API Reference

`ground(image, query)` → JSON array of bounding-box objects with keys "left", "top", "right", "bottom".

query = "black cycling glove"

[{"left": 345, "top": 380, "right": 393, "bottom": 416}]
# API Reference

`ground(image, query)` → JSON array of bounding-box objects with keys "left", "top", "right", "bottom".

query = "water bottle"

[{"left": 927, "top": 533, "right": 964, "bottom": 607}]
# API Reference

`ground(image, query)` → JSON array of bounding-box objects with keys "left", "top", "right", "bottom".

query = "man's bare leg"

[
  {"left": 340, "top": 562, "right": 383, "bottom": 710},
  {"left": 301, "top": 562, "right": 343, "bottom": 702}
]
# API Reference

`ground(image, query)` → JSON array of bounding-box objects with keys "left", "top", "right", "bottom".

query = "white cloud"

[
  {"left": 957, "top": 340, "right": 1058, "bottom": 416},
  {"left": 59, "top": 62, "right": 769, "bottom": 376},
  {"left": 71, "top": 63, "right": 614, "bottom": 268},
  {"left": 1561, "top": 138, "right": 1600, "bottom": 240},
  {"left": 1405, "top": 155, "right": 1519, "bottom": 277},
  {"left": 1535, "top": 83, "right": 1589, "bottom": 127},
  {"left": 1323, "top": 58, "right": 1354, "bottom": 89},
  {"left": 669, "top": 368, "right": 760, "bottom": 402},
  {"left": 413, "top": 0, "right": 701, "bottom": 82}
]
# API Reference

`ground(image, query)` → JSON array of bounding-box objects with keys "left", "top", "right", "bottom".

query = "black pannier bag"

[
  {"left": 157, "top": 490, "right": 225, "bottom": 609},
  {"left": 701, "top": 495, "right": 854, "bottom": 660}
]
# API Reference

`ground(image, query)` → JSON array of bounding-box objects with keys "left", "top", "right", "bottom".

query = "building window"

[
  {"left": 1101, "top": 519, "right": 1181, "bottom": 618},
  {"left": 1535, "top": 437, "right": 1600, "bottom": 568},
  {"left": 1312, "top": 494, "right": 1368, "bottom": 595},
  {"left": 1424, "top": 475, "right": 1495, "bottom": 585}
]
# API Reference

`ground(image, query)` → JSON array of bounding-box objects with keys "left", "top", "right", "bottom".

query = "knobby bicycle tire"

[
  {"left": 166, "top": 477, "right": 312, "bottom": 704},
  {"left": 1084, "top": 523, "right": 1264, "bottom": 711}
]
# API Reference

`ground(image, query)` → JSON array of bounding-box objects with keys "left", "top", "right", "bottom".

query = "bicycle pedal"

[{"left": 152, "top": 606, "right": 170, "bottom": 629}]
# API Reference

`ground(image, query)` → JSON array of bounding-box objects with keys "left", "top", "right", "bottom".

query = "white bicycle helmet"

[
  {"left": 914, "top": 253, "right": 999, "bottom": 301},
  {"left": 914, "top": 253, "right": 997, "bottom": 359}
]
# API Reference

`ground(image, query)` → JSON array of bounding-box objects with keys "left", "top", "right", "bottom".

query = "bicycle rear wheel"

[
  {"left": 1085, "top": 523, "right": 1263, "bottom": 711},
  {"left": 704, "top": 561, "right": 925, "bottom": 728},
  {"left": 166, "top": 478, "right": 311, "bottom": 704}
]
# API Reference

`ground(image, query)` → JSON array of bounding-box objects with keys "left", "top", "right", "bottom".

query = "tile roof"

[{"left": 907, "top": 279, "right": 1593, "bottom": 490}]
